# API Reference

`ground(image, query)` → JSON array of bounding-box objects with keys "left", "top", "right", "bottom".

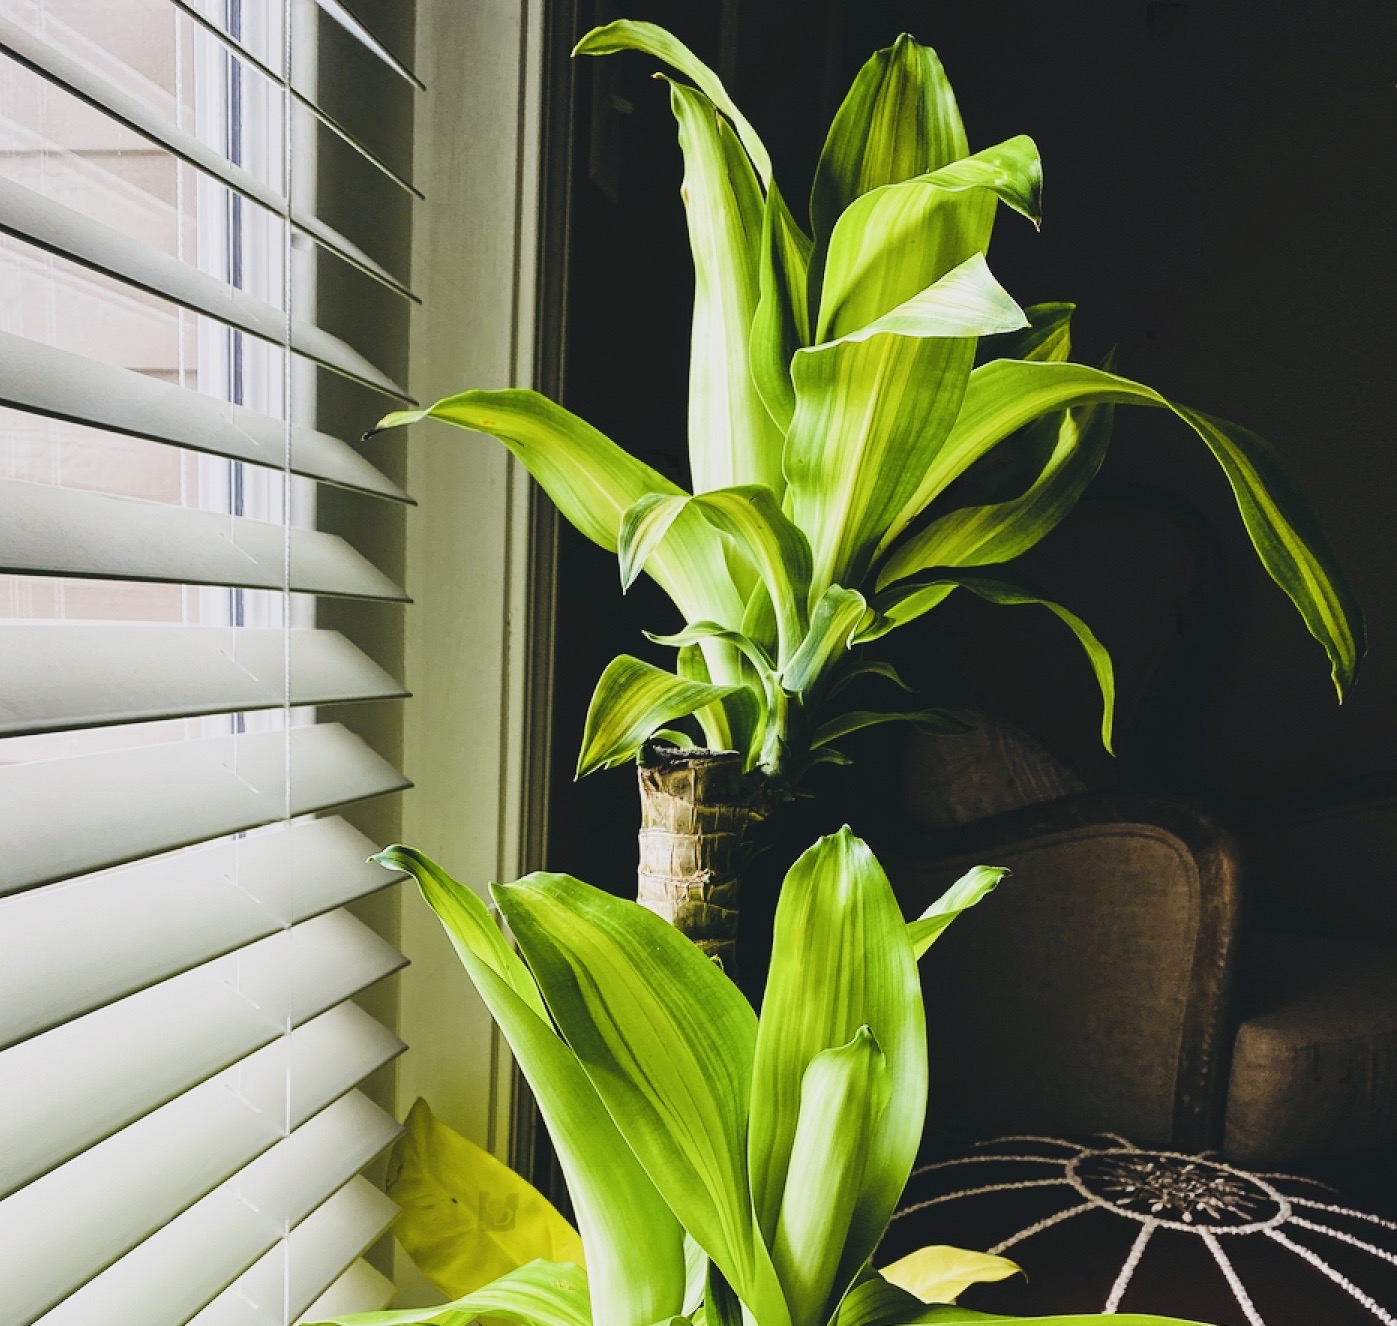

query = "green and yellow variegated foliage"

[
  {"left": 310, "top": 832, "right": 1205, "bottom": 1326},
  {"left": 378, "top": 20, "right": 1363, "bottom": 787}
]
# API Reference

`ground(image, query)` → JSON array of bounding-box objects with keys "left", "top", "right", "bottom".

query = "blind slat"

[
  {"left": 192, "top": 1178, "right": 400, "bottom": 1326},
  {"left": 298, "top": 1259, "right": 397, "bottom": 1321},
  {"left": 0, "top": 816, "right": 402, "bottom": 1048},
  {"left": 0, "top": 11, "right": 416, "bottom": 300},
  {"left": 1, "top": 722, "right": 410, "bottom": 894},
  {"left": 1, "top": 625, "right": 406, "bottom": 736},
  {"left": 0, "top": 176, "right": 410, "bottom": 399},
  {"left": 0, "top": 329, "right": 410, "bottom": 500},
  {"left": 313, "top": 0, "right": 421, "bottom": 88},
  {"left": 0, "top": 479, "right": 408, "bottom": 599},
  {"left": 2, "top": 1073, "right": 400, "bottom": 1325},
  {"left": 170, "top": 0, "right": 421, "bottom": 199},
  {"left": 0, "top": 910, "right": 405, "bottom": 1196}
]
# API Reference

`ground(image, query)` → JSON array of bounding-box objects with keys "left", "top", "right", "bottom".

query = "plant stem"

[{"left": 635, "top": 740, "right": 779, "bottom": 976}]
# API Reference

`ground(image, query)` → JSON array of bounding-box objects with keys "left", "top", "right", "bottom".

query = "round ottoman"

[{"left": 880, "top": 1135, "right": 1397, "bottom": 1324}]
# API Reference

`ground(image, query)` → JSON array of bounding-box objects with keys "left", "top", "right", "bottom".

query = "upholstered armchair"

[{"left": 880, "top": 717, "right": 1397, "bottom": 1168}]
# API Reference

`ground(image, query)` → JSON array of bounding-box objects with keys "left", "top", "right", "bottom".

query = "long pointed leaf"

[
  {"left": 577, "top": 655, "right": 741, "bottom": 777},
  {"left": 751, "top": 182, "right": 813, "bottom": 433},
  {"left": 907, "top": 866, "right": 1009, "bottom": 958},
  {"left": 664, "top": 80, "right": 784, "bottom": 498},
  {"left": 818, "top": 137, "right": 1042, "bottom": 343},
  {"left": 781, "top": 587, "right": 871, "bottom": 695},
  {"left": 378, "top": 391, "right": 744, "bottom": 638},
  {"left": 623, "top": 486, "right": 813, "bottom": 664},
  {"left": 811, "top": 35, "right": 968, "bottom": 257},
  {"left": 573, "top": 20, "right": 772, "bottom": 187},
  {"left": 807, "top": 253, "right": 1026, "bottom": 352},
  {"left": 863, "top": 575, "right": 1117, "bottom": 751},
  {"left": 372, "top": 849, "right": 685, "bottom": 1326},
  {"left": 771, "top": 1029, "right": 891, "bottom": 1326},
  {"left": 812, "top": 707, "right": 968, "bottom": 750},
  {"left": 876, "top": 359, "right": 1365, "bottom": 698},
  {"left": 307, "top": 1259, "right": 592, "bottom": 1326},
  {"left": 493, "top": 875, "right": 789, "bottom": 1326},
  {"left": 748, "top": 829, "right": 926, "bottom": 1314},
  {"left": 646, "top": 621, "right": 776, "bottom": 674},
  {"left": 999, "top": 301, "right": 1075, "bottom": 364},
  {"left": 787, "top": 149, "right": 1039, "bottom": 598},
  {"left": 880, "top": 390, "right": 1113, "bottom": 576}
]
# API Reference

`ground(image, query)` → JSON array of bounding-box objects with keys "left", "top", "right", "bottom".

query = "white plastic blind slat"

[
  {"left": 0, "top": 9, "right": 416, "bottom": 298},
  {"left": 298, "top": 1260, "right": 397, "bottom": 1322},
  {"left": 0, "top": 911, "right": 405, "bottom": 1197},
  {"left": 2, "top": 723, "right": 410, "bottom": 894},
  {"left": 189, "top": 1178, "right": 400, "bottom": 1326},
  {"left": 170, "top": 0, "right": 421, "bottom": 200},
  {"left": 3, "top": 0, "right": 417, "bottom": 1315},
  {"left": 0, "top": 479, "right": 408, "bottom": 599},
  {"left": 0, "top": 175, "right": 409, "bottom": 397},
  {"left": 1, "top": 626, "right": 406, "bottom": 735},
  {"left": 0, "top": 330, "right": 410, "bottom": 500},
  {"left": 5, "top": 1088, "right": 401, "bottom": 1326},
  {"left": 0, "top": 817, "right": 401, "bottom": 1047}
]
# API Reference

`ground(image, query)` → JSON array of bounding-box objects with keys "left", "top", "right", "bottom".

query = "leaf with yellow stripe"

[
  {"left": 577, "top": 655, "right": 743, "bottom": 777},
  {"left": 663, "top": 79, "right": 784, "bottom": 498},
  {"left": 370, "top": 848, "right": 685, "bottom": 1326},
  {"left": 876, "top": 360, "right": 1365, "bottom": 699},
  {"left": 306, "top": 1258, "right": 591, "bottom": 1326},
  {"left": 574, "top": 19, "right": 772, "bottom": 187},
  {"left": 494, "top": 873, "right": 790, "bottom": 1326},
  {"left": 863, "top": 574, "right": 1117, "bottom": 752}
]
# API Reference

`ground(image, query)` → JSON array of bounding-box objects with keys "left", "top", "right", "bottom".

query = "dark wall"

[{"left": 546, "top": 0, "right": 1397, "bottom": 887}]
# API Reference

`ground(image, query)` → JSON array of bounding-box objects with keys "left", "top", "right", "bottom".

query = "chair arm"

[{"left": 885, "top": 792, "right": 1242, "bottom": 1151}]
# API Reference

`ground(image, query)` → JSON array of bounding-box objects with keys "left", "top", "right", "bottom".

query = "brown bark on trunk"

[{"left": 635, "top": 740, "right": 779, "bottom": 975}]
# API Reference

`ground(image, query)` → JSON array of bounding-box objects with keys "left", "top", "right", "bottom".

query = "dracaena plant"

[
  {"left": 311, "top": 832, "right": 1207, "bottom": 1326},
  {"left": 376, "top": 22, "right": 1364, "bottom": 964}
]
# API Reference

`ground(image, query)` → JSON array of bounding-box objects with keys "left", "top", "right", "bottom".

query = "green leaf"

[
  {"left": 827, "top": 656, "right": 917, "bottom": 700},
  {"left": 771, "top": 1029, "right": 891, "bottom": 1326},
  {"left": 493, "top": 874, "right": 789, "bottom": 1326},
  {"left": 386, "top": 1099, "right": 584, "bottom": 1299},
  {"left": 875, "top": 360, "right": 1365, "bottom": 698},
  {"left": 751, "top": 182, "right": 813, "bottom": 433},
  {"left": 573, "top": 20, "right": 772, "bottom": 187},
  {"left": 812, "top": 708, "right": 969, "bottom": 750},
  {"left": 371, "top": 848, "right": 685, "bottom": 1326},
  {"left": 378, "top": 390, "right": 743, "bottom": 639},
  {"left": 881, "top": 1245, "right": 1021, "bottom": 1304},
  {"left": 817, "top": 137, "right": 1042, "bottom": 343},
  {"left": 781, "top": 587, "right": 871, "bottom": 695},
  {"left": 995, "top": 301, "right": 1074, "bottom": 364},
  {"left": 577, "top": 655, "right": 742, "bottom": 777},
  {"left": 749, "top": 829, "right": 926, "bottom": 1319},
  {"left": 805, "top": 253, "right": 1026, "bottom": 353},
  {"left": 786, "top": 203, "right": 1037, "bottom": 597},
  {"left": 832, "top": 1271, "right": 926, "bottom": 1326},
  {"left": 880, "top": 389, "right": 1113, "bottom": 576},
  {"left": 305, "top": 1258, "right": 591, "bottom": 1326},
  {"left": 646, "top": 621, "right": 776, "bottom": 674},
  {"left": 907, "top": 866, "right": 1009, "bottom": 958},
  {"left": 865, "top": 575, "right": 1117, "bottom": 752},
  {"left": 811, "top": 34, "right": 968, "bottom": 256},
  {"left": 624, "top": 486, "right": 813, "bottom": 664},
  {"left": 663, "top": 80, "right": 785, "bottom": 498}
]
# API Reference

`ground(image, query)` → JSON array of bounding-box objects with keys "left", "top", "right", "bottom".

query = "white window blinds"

[{"left": 0, "top": 0, "right": 418, "bottom": 1321}]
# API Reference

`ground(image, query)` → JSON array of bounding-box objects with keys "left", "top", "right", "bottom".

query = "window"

[{"left": 0, "top": 1, "right": 418, "bottom": 1319}]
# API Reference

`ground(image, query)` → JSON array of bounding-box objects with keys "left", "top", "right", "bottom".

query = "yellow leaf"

[
  {"left": 880, "top": 1243, "right": 1021, "bottom": 1304},
  {"left": 387, "top": 1098, "right": 585, "bottom": 1299}
]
